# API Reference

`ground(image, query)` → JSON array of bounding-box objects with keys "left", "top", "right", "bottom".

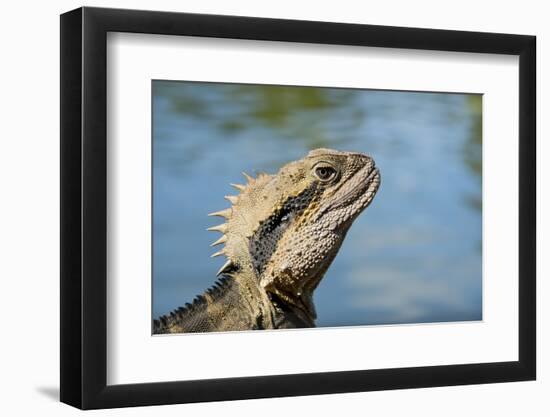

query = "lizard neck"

[
  {"left": 228, "top": 262, "right": 276, "bottom": 329},
  {"left": 233, "top": 261, "right": 316, "bottom": 329}
]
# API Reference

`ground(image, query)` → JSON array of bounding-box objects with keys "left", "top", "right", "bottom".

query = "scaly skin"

[{"left": 154, "top": 148, "right": 380, "bottom": 333}]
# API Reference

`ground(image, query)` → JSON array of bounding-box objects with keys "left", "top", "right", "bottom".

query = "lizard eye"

[{"left": 313, "top": 163, "right": 338, "bottom": 182}]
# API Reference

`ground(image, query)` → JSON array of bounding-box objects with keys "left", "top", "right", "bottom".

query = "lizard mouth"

[
  {"left": 315, "top": 162, "right": 380, "bottom": 226},
  {"left": 362, "top": 166, "right": 381, "bottom": 204}
]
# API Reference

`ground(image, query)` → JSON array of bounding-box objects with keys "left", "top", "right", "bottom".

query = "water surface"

[{"left": 152, "top": 81, "right": 482, "bottom": 327}]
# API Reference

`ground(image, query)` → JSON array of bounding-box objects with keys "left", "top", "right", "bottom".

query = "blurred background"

[{"left": 152, "top": 80, "right": 482, "bottom": 328}]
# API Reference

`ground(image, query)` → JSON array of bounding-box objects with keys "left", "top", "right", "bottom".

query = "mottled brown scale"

[{"left": 154, "top": 148, "right": 380, "bottom": 333}]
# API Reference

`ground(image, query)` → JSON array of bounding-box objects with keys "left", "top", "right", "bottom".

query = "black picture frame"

[{"left": 60, "top": 6, "right": 536, "bottom": 410}]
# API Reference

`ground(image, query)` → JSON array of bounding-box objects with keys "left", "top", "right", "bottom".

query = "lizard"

[{"left": 153, "top": 148, "right": 380, "bottom": 333}]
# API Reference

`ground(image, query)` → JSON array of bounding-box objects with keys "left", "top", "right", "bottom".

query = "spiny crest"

[
  {"left": 154, "top": 276, "right": 233, "bottom": 330},
  {"left": 207, "top": 171, "right": 274, "bottom": 273},
  {"left": 154, "top": 294, "right": 205, "bottom": 329}
]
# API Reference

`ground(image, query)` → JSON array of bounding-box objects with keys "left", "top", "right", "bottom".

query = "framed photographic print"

[{"left": 60, "top": 6, "right": 536, "bottom": 409}]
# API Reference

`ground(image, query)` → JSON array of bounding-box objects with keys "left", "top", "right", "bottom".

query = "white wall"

[{"left": 0, "top": 0, "right": 545, "bottom": 415}]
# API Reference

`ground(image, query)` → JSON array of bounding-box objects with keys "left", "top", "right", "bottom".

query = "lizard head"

[{"left": 208, "top": 148, "right": 380, "bottom": 322}]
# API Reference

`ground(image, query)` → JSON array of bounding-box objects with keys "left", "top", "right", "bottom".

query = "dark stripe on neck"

[{"left": 248, "top": 183, "right": 318, "bottom": 275}]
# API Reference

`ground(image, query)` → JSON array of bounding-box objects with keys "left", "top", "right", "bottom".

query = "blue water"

[{"left": 152, "top": 81, "right": 482, "bottom": 327}]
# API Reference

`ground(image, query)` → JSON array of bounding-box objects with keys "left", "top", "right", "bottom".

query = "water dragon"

[{"left": 153, "top": 148, "right": 380, "bottom": 333}]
